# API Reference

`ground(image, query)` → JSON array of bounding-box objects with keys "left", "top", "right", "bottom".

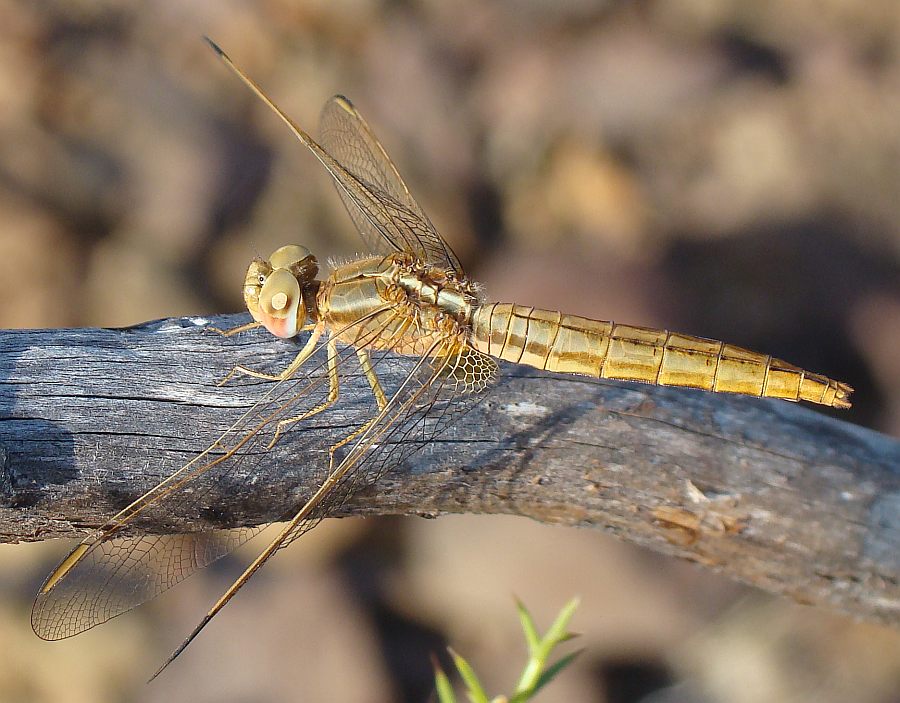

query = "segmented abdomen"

[{"left": 470, "top": 303, "right": 852, "bottom": 408}]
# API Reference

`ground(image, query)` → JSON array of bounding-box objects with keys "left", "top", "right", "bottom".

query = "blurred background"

[{"left": 1, "top": 1, "right": 899, "bottom": 701}]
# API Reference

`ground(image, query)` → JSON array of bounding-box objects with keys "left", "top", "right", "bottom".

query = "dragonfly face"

[
  {"left": 30, "top": 38, "right": 853, "bottom": 682},
  {"left": 243, "top": 244, "right": 319, "bottom": 339}
]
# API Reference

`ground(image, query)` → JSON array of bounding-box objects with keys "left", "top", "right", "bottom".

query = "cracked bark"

[{"left": 0, "top": 313, "right": 897, "bottom": 626}]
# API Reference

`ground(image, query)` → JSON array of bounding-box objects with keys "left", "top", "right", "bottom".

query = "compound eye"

[
  {"left": 257, "top": 268, "right": 303, "bottom": 338},
  {"left": 269, "top": 244, "right": 312, "bottom": 269}
]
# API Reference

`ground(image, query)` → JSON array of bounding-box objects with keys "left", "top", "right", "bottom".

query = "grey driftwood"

[{"left": 0, "top": 313, "right": 897, "bottom": 626}]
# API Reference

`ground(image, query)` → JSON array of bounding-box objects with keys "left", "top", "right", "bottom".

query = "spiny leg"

[
  {"left": 149, "top": 403, "right": 363, "bottom": 683},
  {"left": 206, "top": 320, "right": 263, "bottom": 337},
  {"left": 322, "top": 348, "right": 394, "bottom": 472},
  {"left": 267, "top": 347, "right": 389, "bottom": 453},
  {"left": 356, "top": 348, "right": 387, "bottom": 411},
  {"left": 318, "top": 320, "right": 418, "bottom": 468},
  {"left": 248, "top": 311, "right": 407, "bottom": 450},
  {"left": 267, "top": 336, "right": 340, "bottom": 449},
  {"left": 205, "top": 317, "right": 267, "bottom": 443},
  {"left": 351, "top": 313, "right": 411, "bottom": 413},
  {"left": 210, "top": 319, "right": 319, "bottom": 338},
  {"left": 324, "top": 415, "right": 378, "bottom": 474},
  {"left": 147, "top": 333, "right": 449, "bottom": 681},
  {"left": 218, "top": 323, "right": 323, "bottom": 386}
]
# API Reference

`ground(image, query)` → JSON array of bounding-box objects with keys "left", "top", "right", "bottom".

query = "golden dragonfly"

[{"left": 32, "top": 38, "right": 853, "bottom": 678}]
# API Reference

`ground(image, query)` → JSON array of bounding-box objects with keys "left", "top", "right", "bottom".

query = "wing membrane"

[
  {"left": 205, "top": 39, "right": 464, "bottom": 274},
  {"left": 150, "top": 340, "right": 498, "bottom": 677},
  {"left": 319, "top": 95, "right": 463, "bottom": 274},
  {"left": 35, "top": 39, "right": 496, "bottom": 670},
  {"left": 280, "top": 342, "right": 499, "bottom": 550},
  {"left": 32, "top": 530, "right": 259, "bottom": 640},
  {"left": 33, "top": 308, "right": 497, "bottom": 643},
  {"left": 33, "top": 310, "right": 402, "bottom": 640}
]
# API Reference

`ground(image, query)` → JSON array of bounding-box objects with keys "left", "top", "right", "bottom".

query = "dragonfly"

[{"left": 32, "top": 38, "right": 854, "bottom": 679}]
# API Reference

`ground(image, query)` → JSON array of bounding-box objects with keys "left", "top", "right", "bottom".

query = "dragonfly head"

[{"left": 243, "top": 245, "right": 319, "bottom": 339}]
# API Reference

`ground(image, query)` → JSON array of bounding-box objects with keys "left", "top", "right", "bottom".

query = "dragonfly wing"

[
  {"left": 280, "top": 341, "right": 499, "bottom": 549},
  {"left": 318, "top": 95, "right": 464, "bottom": 275},
  {"left": 32, "top": 529, "right": 259, "bottom": 640},
  {"left": 32, "top": 310, "right": 406, "bottom": 640},
  {"left": 206, "top": 41, "right": 464, "bottom": 273},
  {"left": 151, "top": 341, "right": 498, "bottom": 677}
]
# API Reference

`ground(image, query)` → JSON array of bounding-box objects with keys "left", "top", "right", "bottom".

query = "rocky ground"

[{"left": 0, "top": 2, "right": 898, "bottom": 701}]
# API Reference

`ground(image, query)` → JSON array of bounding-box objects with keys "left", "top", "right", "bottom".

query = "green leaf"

[
  {"left": 515, "top": 598, "right": 540, "bottom": 655},
  {"left": 514, "top": 658, "right": 543, "bottom": 696},
  {"left": 449, "top": 647, "right": 490, "bottom": 703},
  {"left": 432, "top": 654, "right": 457, "bottom": 703},
  {"left": 555, "top": 632, "right": 581, "bottom": 645},
  {"left": 530, "top": 649, "right": 584, "bottom": 697},
  {"left": 543, "top": 597, "right": 580, "bottom": 649},
  {"left": 514, "top": 597, "right": 582, "bottom": 696}
]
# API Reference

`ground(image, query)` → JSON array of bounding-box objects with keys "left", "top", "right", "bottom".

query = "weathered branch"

[{"left": 1, "top": 314, "right": 897, "bottom": 626}]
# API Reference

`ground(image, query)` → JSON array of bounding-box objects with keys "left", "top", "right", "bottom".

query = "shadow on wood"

[{"left": 0, "top": 313, "right": 897, "bottom": 626}]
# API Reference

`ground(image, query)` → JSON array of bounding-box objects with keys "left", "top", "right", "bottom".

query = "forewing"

[
  {"left": 276, "top": 342, "right": 499, "bottom": 549},
  {"left": 32, "top": 530, "right": 259, "bottom": 640},
  {"left": 150, "top": 342, "right": 498, "bottom": 676},
  {"left": 206, "top": 42, "right": 464, "bottom": 273},
  {"left": 318, "top": 95, "right": 464, "bottom": 274},
  {"left": 32, "top": 313, "right": 402, "bottom": 640}
]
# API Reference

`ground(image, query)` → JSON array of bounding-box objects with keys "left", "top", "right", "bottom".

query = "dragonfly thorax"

[
  {"left": 392, "top": 256, "right": 477, "bottom": 326},
  {"left": 317, "top": 253, "right": 477, "bottom": 356},
  {"left": 243, "top": 244, "right": 320, "bottom": 339}
]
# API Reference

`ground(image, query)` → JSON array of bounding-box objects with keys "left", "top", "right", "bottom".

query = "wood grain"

[{"left": 0, "top": 313, "right": 897, "bottom": 626}]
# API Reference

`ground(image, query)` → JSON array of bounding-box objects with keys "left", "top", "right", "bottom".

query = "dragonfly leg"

[
  {"left": 356, "top": 348, "right": 387, "bottom": 410},
  {"left": 321, "top": 352, "right": 390, "bottom": 471},
  {"left": 209, "top": 320, "right": 318, "bottom": 338},
  {"left": 324, "top": 404, "right": 388, "bottom": 474},
  {"left": 267, "top": 346, "right": 389, "bottom": 451},
  {"left": 326, "top": 422, "right": 370, "bottom": 472},
  {"left": 206, "top": 320, "right": 263, "bottom": 337},
  {"left": 218, "top": 323, "right": 324, "bottom": 386},
  {"left": 267, "top": 337, "right": 340, "bottom": 449}
]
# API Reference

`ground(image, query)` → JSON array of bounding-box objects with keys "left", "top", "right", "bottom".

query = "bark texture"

[{"left": 0, "top": 314, "right": 897, "bottom": 625}]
